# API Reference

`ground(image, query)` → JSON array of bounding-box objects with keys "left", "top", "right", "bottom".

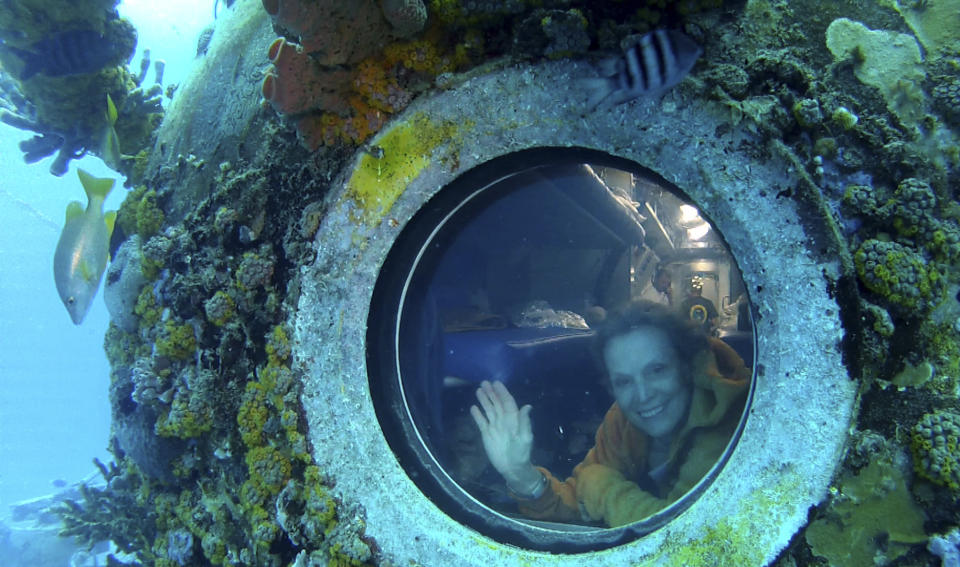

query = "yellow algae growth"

[{"left": 344, "top": 112, "right": 469, "bottom": 226}]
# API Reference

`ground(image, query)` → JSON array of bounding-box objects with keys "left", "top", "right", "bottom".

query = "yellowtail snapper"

[
  {"left": 53, "top": 169, "right": 116, "bottom": 325},
  {"left": 584, "top": 29, "right": 702, "bottom": 110}
]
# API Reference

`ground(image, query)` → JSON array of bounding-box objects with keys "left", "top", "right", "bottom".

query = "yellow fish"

[
  {"left": 100, "top": 93, "right": 122, "bottom": 170},
  {"left": 53, "top": 169, "right": 116, "bottom": 324}
]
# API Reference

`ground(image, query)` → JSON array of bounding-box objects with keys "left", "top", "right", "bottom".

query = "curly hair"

[{"left": 591, "top": 300, "right": 709, "bottom": 389}]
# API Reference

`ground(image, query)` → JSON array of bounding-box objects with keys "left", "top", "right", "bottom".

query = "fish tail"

[
  {"left": 595, "top": 55, "right": 621, "bottom": 78},
  {"left": 77, "top": 168, "right": 115, "bottom": 205},
  {"left": 4, "top": 45, "right": 40, "bottom": 79}
]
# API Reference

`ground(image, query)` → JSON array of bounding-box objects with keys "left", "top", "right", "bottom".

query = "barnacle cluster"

[
  {"left": 155, "top": 368, "right": 216, "bottom": 439},
  {"left": 842, "top": 184, "right": 882, "bottom": 218},
  {"left": 155, "top": 320, "right": 197, "bottom": 361},
  {"left": 236, "top": 249, "right": 276, "bottom": 291},
  {"left": 911, "top": 410, "right": 960, "bottom": 492},
  {"left": 792, "top": 98, "right": 824, "bottom": 129}
]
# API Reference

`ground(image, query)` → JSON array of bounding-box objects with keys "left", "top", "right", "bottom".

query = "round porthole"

[
  {"left": 367, "top": 148, "right": 756, "bottom": 551},
  {"left": 296, "top": 59, "right": 854, "bottom": 566}
]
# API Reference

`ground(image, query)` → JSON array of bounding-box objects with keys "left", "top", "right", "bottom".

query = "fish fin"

[
  {"left": 104, "top": 210, "right": 117, "bottom": 261},
  {"left": 77, "top": 168, "right": 115, "bottom": 203},
  {"left": 104, "top": 210, "right": 117, "bottom": 238},
  {"left": 595, "top": 55, "right": 621, "bottom": 78},
  {"left": 101, "top": 94, "right": 123, "bottom": 170},
  {"left": 78, "top": 258, "right": 95, "bottom": 283},
  {"left": 65, "top": 200, "right": 84, "bottom": 222},
  {"left": 581, "top": 77, "right": 615, "bottom": 110},
  {"left": 3, "top": 45, "right": 40, "bottom": 80},
  {"left": 105, "top": 94, "right": 118, "bottom": 126},
  {"left": 101, "top": 126, "right": 122, "bottom": 170}
]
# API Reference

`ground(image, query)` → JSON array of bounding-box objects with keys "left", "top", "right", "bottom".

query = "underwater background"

[
  {"left": 0, "top": 0, "right": 209, "bottom": 552},
  {"left": 0, "top": 0, "right": 959, "bottom": 565}
]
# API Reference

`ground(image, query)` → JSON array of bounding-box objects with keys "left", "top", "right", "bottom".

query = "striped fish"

[
  {"left": 3, "top": 29, "right": 123, "bottom": 80},
  {"left": 584, "top": 29, "right": 702, "bottom": 110}
]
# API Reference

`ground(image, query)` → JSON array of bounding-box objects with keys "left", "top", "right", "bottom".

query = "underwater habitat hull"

[{"left": 296, "top": 59, "right": 855, "bottom": 565}]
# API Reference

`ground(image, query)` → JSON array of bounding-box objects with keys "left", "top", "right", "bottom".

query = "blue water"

[{"left": 0, "top": 0, "right": 212, "bottom": 516}]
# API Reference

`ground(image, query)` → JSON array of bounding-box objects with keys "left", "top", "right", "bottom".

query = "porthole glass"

[{"left": 367, "top": 148, "right": 755, "bottom": 551}]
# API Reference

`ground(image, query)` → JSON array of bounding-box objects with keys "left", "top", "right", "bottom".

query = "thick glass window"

[{"left": 367, "top": 149, "right": 755, "bottom": 551}]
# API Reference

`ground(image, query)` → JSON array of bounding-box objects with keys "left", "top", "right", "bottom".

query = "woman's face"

[{"left": 603, "top": 326, "right": 691, "bottom": 439}]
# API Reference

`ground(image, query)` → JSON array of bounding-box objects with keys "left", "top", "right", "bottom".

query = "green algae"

[
  {"left": 805, "top": 458, "right": 926, "bottom": 567},
  {"left": 891, "top": 360, "right": 936, "bottom": 387},
  {"left": 887, "top": 0, "right": 960, "bottom": 59},
  {"left": 825, "top": 18, "right": 926, "bottom": 129}
]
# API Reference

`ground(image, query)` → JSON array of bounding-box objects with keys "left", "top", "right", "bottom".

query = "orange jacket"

[{"left": 518, "top": 338, "right": 750, "bottom": 527}]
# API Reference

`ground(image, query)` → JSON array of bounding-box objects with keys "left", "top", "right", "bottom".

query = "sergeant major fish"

[
  {"left": 54, "top": 169, "right": 116, "bottom": 325},
  {"left": 584, "top": 29, "right": 702, "bottom": 110},
  {"left": 3, "top": 29, "right": 124, "bottom": 80}
]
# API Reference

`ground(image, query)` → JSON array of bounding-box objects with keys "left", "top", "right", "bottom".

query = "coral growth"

[
  {"left": 0, "top": 4, "right": 163, "bottom": 176},
  {"left": 261, "top": 0, "right": 394, "bottom": 64},
  {"left": 381, "top": 0, "right": 428, "bottom": 38},
  {"left": 912, "top": 410, "right": 960, "bottom": 493},
  {"left": 88, "top": 150, "right": 380, "bottom": 564},
  {"left": 844, "top": 175, "right": 959, "bottom": 321},
  {"left": 514, "top": 8, "right": 591, "bottom": 60},
  {"left": 262, "top": 38, "right": 352, "bottom": 116},
  {"left": 261, "top": 0, "right": 725, "bottom": 150},
  {"left": 204, "top": 290, "right": 236, "bottom": 327},
  {"left": 259, "top": 0, "right": 407, "bottom": 149},
  {"left": 58, "top": 459, "right": 156, "bottom": 558},
  {"left": 933, "top": 75, "right": 960, "bottom": 128},
  {"left": 854, "top": 238, "right": 944, "bottom": 313}
]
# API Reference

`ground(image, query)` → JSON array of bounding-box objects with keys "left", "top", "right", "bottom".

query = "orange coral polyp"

[
  {"left": 261, "top": 73, "right": 277, "bottom": 102},
  {"left": 267, "top": 36, "right": 285, "bottom": 62}
]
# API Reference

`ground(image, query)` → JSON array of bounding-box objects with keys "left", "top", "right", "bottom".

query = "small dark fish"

[
  {"left": 4, "top": 29, "right": 121, "bottom": 80},
  {"left": 196, "top": 26, "right": 214, "bottom": 58},
  {"left": 584, "top": 29, "right": 702, "bottom": 110}
]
